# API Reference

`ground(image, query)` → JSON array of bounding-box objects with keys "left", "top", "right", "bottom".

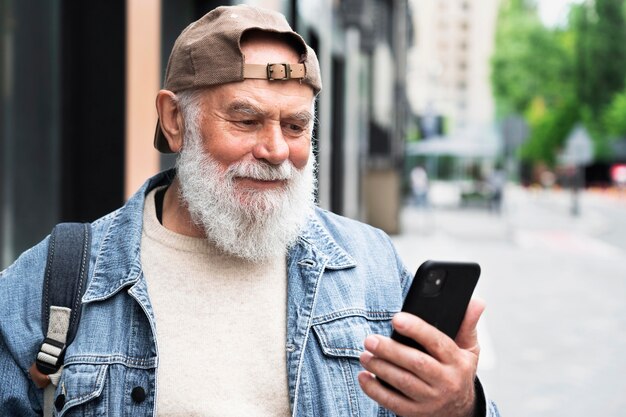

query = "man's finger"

[
  {"left": 391, "top": 312, "right": 458, "bottom": 362},
  {"left": 455, "top": 297, "right": 486, "bottom": 354},
  {"left": 359, "top": 348, "right": 435, "bottom": 400},
  {"left": 358, "top": 371, "right": 430, "bottom": 417},
  {"left": 362, "top": 334, "right": 443, "bottom": 387}
]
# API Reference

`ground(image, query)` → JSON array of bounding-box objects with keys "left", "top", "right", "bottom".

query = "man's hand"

[{"left": 358, "top": 298, "right": 486, "bottom": 417}]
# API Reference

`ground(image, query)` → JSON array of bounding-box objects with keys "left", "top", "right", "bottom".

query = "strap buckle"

[
  {"left": 35, "top": 337, "right": 67, "bottom": 375},
  {"left": 266, "top": 63, "right": 291, "bottom": 80}
]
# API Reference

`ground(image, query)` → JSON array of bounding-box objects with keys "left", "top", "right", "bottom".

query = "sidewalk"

[
  {"left": 390, "top": 205, "right": 511, "bottom": 273},
  {"left": 391, "top": 184, "right": 619, "bottom": 268}
]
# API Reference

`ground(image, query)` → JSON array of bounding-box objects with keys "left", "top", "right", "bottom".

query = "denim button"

[
  {"left": 298, "top": 259, "right": 316, "bottom": 267},
  {"left": 131, "top": 386, "right": 146, "bottom": 403},
  {"left": 54, "top": 394, "right": 65, "bottom": 411}
]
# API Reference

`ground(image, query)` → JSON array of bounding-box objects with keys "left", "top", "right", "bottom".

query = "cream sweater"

[{"left": 140, "top": 187, "right": 291, "bottom": 416}]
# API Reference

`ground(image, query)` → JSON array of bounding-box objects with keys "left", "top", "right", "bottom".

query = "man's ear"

[{"left": 156, "top": 90, "right": 184, "bottom": 153}]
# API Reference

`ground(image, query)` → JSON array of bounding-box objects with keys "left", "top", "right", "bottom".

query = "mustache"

[{"left": 226, "top": 160, "right": 294, "bottom": 182}]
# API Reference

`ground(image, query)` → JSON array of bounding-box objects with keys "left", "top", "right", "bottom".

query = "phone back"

[{"left": 392, "top": 260, "right": 480, "bottom": 352}]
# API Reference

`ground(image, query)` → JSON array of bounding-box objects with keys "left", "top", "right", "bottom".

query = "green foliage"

[
  {"left": 572, "top": 0, "right": 626, "bottom": 160},
  {"left": 491, "top": 0, "right": 575, "bottom": 117},
  {"left": 519, "top": 97, "right": 580, "bottom": 166},
  {"left": 492, "top": 0, "right": 626, "bottom": 166},
  {"left": 573, "top": 0, "right": 626, "bottom": 115},
  {"left": 602, "top": 88, "right": 626, "bottom": 138}
]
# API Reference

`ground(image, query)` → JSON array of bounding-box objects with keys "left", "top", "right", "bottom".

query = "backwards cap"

[{"left": 154, "top": 4, "right": 322, "bottom": 153}]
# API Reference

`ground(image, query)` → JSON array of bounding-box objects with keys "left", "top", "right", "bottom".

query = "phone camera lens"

[{"left": 421, "top": 270, "right": 447, "bottom": 296}]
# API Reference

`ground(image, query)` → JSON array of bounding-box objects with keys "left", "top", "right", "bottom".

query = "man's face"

[
  {"left": 174, "top": 36, "right": 317, "bottom": 260},
  {"left": 192, "top": 36, "right": 315, "bottom": 203}
]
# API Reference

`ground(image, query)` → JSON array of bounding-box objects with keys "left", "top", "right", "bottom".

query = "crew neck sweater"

[{"left": 140, "top": 187, "right": 291, "bottom": 416}]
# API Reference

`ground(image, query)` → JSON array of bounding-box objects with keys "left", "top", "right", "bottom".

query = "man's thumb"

[{"left": 455, "top": 297, "right": 486, "bottom": 354}]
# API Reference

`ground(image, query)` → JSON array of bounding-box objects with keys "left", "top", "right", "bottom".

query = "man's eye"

[
  {"left": 285, "top": 123, "right": 304, "bottom": 133},
  {"left": 233, "top": 119, "right": 260, "bottom": 129}
]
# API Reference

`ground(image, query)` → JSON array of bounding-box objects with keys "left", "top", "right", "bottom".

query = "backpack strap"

[{"left": 29, "top": 223, "right": 91, "bottom": 390}]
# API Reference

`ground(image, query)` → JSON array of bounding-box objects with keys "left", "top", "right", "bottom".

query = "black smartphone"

[
  {"left": 378, "top": 260, "right": 480, "bottom": 391},
  {"left": 392, "top": 260, "right": 480, "bottom": 352}
]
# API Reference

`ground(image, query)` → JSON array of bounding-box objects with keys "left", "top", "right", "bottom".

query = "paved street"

[{"left": 390, "top": 185, "right": 626, "bottom": 417}]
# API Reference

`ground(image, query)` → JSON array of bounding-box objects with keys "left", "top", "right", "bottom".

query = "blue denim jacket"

[{"left": 0, "top": 171, "right": 500, "bottom": 416}]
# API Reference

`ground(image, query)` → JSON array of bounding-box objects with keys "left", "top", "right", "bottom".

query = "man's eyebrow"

[
  {"left": 226, "top": 99, "right": 313, "bottom": 125},
  {"left": 287, "top": 111, "right": 313, "bottom": 125},
  {"left": 226, "top": 100, "right": 267, "bottom": 117}
]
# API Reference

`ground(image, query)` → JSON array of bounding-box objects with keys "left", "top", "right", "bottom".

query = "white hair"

[{"left": 175, "top": 89, "right": 206, "bottom": 135}]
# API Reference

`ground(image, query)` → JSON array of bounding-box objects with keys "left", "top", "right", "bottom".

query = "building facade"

[{"left": 408, "top": 0, "right": 497, "bottom": 133}]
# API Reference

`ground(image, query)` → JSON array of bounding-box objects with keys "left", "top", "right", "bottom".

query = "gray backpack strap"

[{"left": 29, "top": 223, "right": 91, "bottom": 395}]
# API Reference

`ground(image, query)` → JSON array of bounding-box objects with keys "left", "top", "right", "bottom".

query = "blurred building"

[
  {"left": 0, "top": 0, "right": 413, "bottom": 268},
  {"left": 408, "top": 0, "right": 497, "bottom": 134}
]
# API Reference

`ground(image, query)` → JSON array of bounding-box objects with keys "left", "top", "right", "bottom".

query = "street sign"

[
  {"left": 502, "top": 115, "right": 529, "bottom": 154},
  {"left": 561, "top": 124, "right": 594, "bottom": 165}
]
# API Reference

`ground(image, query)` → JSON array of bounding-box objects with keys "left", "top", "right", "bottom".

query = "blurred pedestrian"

[
  {"left": 410, "top": 165, "right": 429, "bottom": 207},
  {"left": 487, "top": 164, "right": 506, "bottom": 214}
]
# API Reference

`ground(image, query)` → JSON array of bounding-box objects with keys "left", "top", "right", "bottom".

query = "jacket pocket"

[
  {"left": 313, "top": 314, "right": 391, "bottom": 358},
  {"left": 53, "top": 364, "right": 108, "bottom": 417},
  {"left": 311, "top": 312, "right": 395, "bottom": 416}
]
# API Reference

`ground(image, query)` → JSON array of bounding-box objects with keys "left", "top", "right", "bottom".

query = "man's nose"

[{"left": 252, "top": 124, "right": 289, "bottom": 165}]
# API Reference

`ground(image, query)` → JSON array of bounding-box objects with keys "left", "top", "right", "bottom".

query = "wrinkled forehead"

[
  {"left": 240, "top": 30, "right": 303, "bottom": 65},
  {"left": 241, "top": 29, "right": 305, "bottom": 54}
]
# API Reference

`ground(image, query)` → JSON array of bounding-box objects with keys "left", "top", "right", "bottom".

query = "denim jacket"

[{"left": 0, "top": 170, "right": 500, "bottom": 417}]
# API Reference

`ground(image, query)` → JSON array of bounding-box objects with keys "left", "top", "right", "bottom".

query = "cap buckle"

[{"left": 267, "top": 63, "right": 291, "bottom": 80}]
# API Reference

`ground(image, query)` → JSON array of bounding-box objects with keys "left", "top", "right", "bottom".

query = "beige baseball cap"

[{"left": 154, "top": 4, "right": 322, "bottom": 153}]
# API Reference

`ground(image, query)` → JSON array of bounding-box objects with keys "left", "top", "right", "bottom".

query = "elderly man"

[{"left": 0, "top": 5, "right": 499, "bottom": 417}]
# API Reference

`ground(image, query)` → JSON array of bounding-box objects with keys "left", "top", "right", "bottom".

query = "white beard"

[{"left": 175, "top": 124, "right": 316, "bottom": 261}]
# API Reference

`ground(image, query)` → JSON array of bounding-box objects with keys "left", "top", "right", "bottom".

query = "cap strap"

[{"left": 243, "top": 63, "right": 306, "bottom": 81}]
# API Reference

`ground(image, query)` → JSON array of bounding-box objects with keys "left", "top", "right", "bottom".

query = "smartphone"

[
  {"left": 378, "top": 260, "right": 480, "bottom": 391},
  {"left": 392, "top": 260, "right": 480, "bottom": 351}
]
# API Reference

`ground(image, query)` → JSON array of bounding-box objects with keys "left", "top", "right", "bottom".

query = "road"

[{"left": 390, "top": 185, "right": 626, "bottom": 417}]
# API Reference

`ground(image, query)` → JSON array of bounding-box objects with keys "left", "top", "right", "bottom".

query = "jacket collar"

[
  {"left": 83, "top": 169, "right": 356, "bottom": 302},
  {"left": 83, "top": 170, "right": 174, "bottom": 303},
  {"left": 296, "top": 213, "right": 356, "bottom": 270}
]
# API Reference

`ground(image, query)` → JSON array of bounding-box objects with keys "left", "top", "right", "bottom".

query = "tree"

[
  {"left": 603, "top": 88, "right": 626, "bottom": 138},
  {"left": 520, "top": 97, "right": 579, "bottom": 165},
  {"left": 573, "top": 0, "right": 626, "bottom": 160},
  {"left": 491, "top": 0, "right": 575, "bottom": 117},
  {"left": 573, "top": 0, "right": 626, "bottom": 116},
  {"left": 491, "top": 0, "right": 626, "bottom": 167},
  {"left": 491, "top": 0, "right": 578, "bottom": 166}
]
